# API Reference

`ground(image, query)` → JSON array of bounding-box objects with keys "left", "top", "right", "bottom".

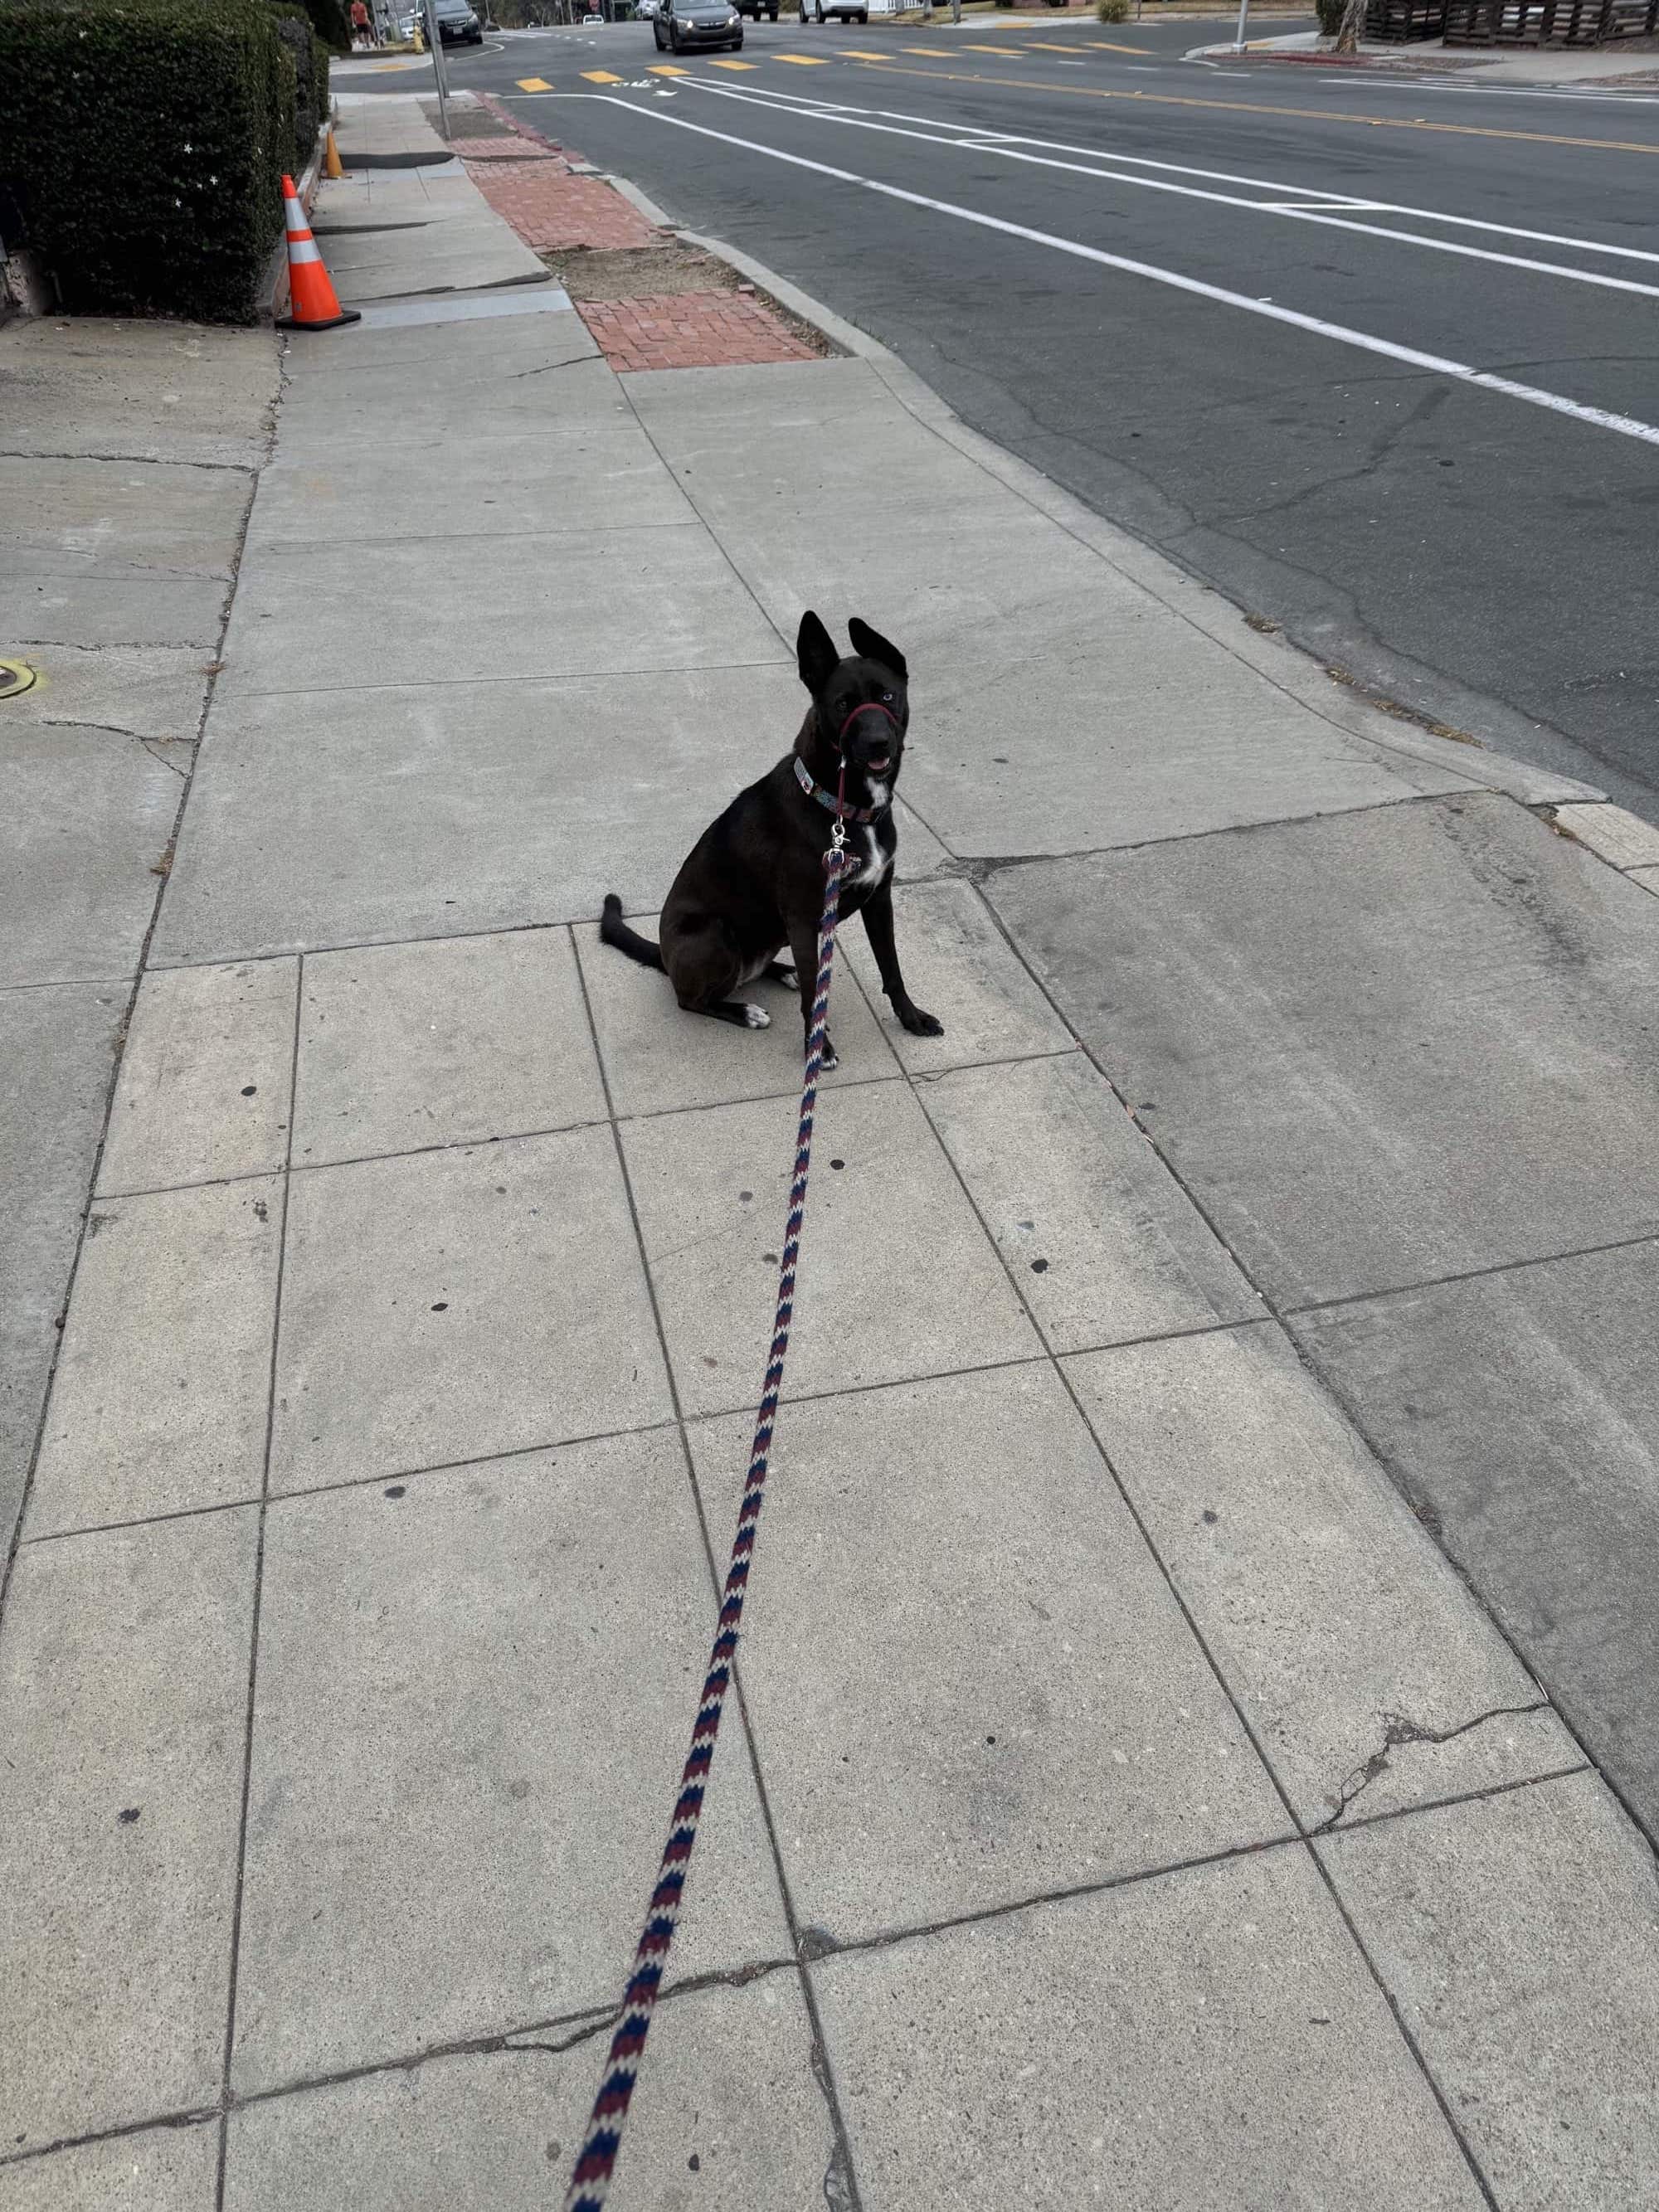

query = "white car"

[{"left": 636, "top": 0, "right": 660, "bottom": 17}]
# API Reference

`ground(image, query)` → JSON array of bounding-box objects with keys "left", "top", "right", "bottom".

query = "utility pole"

[{"left": 423, "top": 0, "right": 450, "bottom": 136}]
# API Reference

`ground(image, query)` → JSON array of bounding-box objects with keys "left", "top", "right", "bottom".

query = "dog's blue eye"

[{"left": 882, "top": 691, "right": 893, "bottom": 702}]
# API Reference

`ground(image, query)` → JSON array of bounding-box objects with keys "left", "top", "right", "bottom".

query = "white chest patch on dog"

[{"left": 848, "top": 826, "right": 893, "bottom": 892}]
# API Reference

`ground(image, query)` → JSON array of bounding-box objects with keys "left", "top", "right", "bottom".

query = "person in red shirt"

[{"left": 350, "top": 0, "right": 374, "bottom": 45}]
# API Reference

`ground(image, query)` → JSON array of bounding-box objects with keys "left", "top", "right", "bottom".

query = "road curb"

[{"left": 596, "top": 177, "right": 1607, "bottom": 815}]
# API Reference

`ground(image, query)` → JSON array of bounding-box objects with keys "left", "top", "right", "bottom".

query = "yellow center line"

[
  {"left": 581, "top": 67, "right": 621, "bottom": 80},
  {"left": 710, "top": 55, "right": 757, "bottom": 67},
  {"left": 845, "top": 58, "right": 1659, "bottom": 155},
  {"left": 515, "top": 75, "right": 552, "bottom": 90}
]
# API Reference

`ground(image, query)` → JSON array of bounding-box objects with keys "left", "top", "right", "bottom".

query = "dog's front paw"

[
  {"left": 899, "top": 1006, "right": 944, "bottom": 1038},
  {"left": 819, "top": 1034, "right": 839, "bottom": 1072}
]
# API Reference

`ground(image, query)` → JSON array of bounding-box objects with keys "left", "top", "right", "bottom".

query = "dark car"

[
  {"left": 654, "top": 0, "right": 743, "bottom": 48},
  {"left": 425, "top": 0, "right": 483, "bottom": 41},
  {"left": 735, "top": 0, "right": 780, "bottom": 17}
]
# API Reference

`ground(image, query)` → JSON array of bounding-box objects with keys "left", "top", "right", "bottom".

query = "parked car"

[
  {"left": 654, "top": 0, "right": 743, "bottom": 46},
  {"left": 402, "top": 0, "right": 483, "bottom": 41},
  {"left": 637, "top": 0, "right": 661, "bottom": 16},
  {"left": 735, "top": 0, "right": 781, "bottom": 18},
  {"left": 804, "top": 0, "right": 867, "bottom": 17}
]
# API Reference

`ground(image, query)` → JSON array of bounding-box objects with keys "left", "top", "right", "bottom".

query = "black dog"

[{"left": 600, "top": 610, "right": 942, "bottom": 1069}]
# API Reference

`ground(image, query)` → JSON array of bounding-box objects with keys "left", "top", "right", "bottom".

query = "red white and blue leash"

[{"left": 564, "top": 805, "right": 852, "bottom": 2212}]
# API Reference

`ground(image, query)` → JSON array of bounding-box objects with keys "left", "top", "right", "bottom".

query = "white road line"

[
  {"left": 1309, "top": 72, "right": 1659, "bottom": 105},
  {"left": 684, "top": 77, "right": 1659, "bottom": 292},
  {"left": 698, "top": 79, "right": 1659, "bottom": 267},
  {"left": 577, "top": 90, "right": 1659, "bottom": 450}
]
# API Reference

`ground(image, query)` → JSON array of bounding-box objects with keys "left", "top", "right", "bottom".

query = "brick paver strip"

[
  {"left": 462, "top": 154, "right": 663, "bottom": 250},
  {"left": 576, "top": 291, "right": 818, "bottom": 372},
  {"left": 459, "top": 136, "right": 567, "bottom": 163}
]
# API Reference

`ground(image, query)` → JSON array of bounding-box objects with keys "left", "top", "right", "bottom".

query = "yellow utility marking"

[
  {"left": 516, "top": 75, "right": 553, "bottom": 89},
  {"left": 581, "top": 67, "right": 622, "bottom": 80},
  {"left": 709, "top": 54, "right": 757, "bottom": 66},
  {"left": 775, "top": 50, "right": 830, "bottom": 61},
  {"left": 849, "top": 59, "right": 1659, "bottom": 155},
  {"left": 649, "top": 61, "right": 689, "bottom": 72}
]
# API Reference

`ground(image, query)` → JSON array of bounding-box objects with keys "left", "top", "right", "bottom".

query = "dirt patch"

[
  {"left": 421, "top": 98, "right": 516, "bottom": 139},
  {"left": 542, "top": 241, "right": 728, "bottom": 301},
  {"left": 543, "top": 242, "right": 841, "bottom": 355}
]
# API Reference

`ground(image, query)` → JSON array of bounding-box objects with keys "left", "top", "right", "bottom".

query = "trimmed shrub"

[
  {"left": 1096, "top": 0, "right": 1131, "bottom": 16},
  {"left": 1316, "top": 0, "right": 1343, "bottom": 27},
  {"left": 0, "top": 0, "right": 293, "bottom": 322},
  {"left": 270, "top": 1, "right": 324, "bottom": 165}
]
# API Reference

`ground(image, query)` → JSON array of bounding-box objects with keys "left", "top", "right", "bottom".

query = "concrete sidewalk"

[{"left": 4, "top": 90, "right": 1659, "bottom": 2212}]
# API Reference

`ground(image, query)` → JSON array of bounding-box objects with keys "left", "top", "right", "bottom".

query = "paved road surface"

[{"left": 352, "top": 17, "right": 1659, "bottom": 817}]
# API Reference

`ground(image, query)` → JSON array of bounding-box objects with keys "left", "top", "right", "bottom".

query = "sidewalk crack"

[
  {"left": 37, "top": 718, "right": 194, "bottom": 778},
  {"left": 1313, "top": 1699, "right": 1554, "bottom": 1833}
]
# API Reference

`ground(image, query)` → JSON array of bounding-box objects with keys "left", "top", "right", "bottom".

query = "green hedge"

[
  {"left": 0, "top": 0, "right": 297, "bottom": 323},
  {"left": 270, "top": 1, "right": 328, "bottom": 166}
]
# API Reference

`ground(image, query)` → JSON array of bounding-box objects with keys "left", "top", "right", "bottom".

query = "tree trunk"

[{"left": 1335, "top": 0, "right": 1365, "bottom": 49}]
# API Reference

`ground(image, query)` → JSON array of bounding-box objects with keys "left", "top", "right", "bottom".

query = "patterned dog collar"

[{"left": 794, "top": 753, "right": 888, "bottom": 824}]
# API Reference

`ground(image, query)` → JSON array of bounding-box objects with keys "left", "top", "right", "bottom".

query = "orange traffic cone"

[{"left": 277, "top": 175, "right": 361, "bottom": 332}]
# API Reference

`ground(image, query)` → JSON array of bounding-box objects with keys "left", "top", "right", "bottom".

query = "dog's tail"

[{"left": 600, "top": 892, "right": 664, "bottom": 972}]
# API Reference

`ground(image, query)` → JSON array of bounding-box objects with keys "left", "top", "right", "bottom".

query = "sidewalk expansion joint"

[
  {"left": 232, "top": 652, "right": 791, "bottom": 699},
  {"left": 963, "top": 788, "right": 1458, "bottom": 876},
  {"left": 1282, "top": 1226, "right": 1659, "bottom": 1317},
  {"left": 0, "top": 455, "right": 264, "bottom": 1646}
]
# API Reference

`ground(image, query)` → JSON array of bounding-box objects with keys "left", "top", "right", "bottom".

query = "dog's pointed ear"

[
  {"left": 848, "top": 616, "right": 907, "bottom": 682},
  {"left": 796, "top": 610, "right": 840, "bottom": 694}
]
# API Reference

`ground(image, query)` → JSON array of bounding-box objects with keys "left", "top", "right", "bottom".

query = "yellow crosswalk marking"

[
  {"left": 902, "top": 44, "right": 954, "bottom": 54},
  {"left": 839, "top": 46, "right": 885, "bottom": 56},
  {"left": 581, "top": 67, "right": 622, "bottom": 81},
  {"left": 775, "top": 51, "right": 830, "bottom": 62},
  {"left": 649, "top": 61, "right": 688, "bottom": 72},
  {"left": 516, "top": 75, "right": 552, "bottom": 89},
  {"left": 964, "top": 41, "right": 1022, "bottom": 52},
  {"left": 709, "top": 55, "right": 757, "bottom": 66}
]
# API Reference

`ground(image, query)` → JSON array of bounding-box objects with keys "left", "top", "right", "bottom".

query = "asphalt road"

[{"left": 356, "top": 19, "right": 1659, "bottom": 814}]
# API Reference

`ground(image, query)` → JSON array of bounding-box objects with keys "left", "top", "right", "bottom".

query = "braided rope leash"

[{"left": 565, "top": 828, "right": 850, "bottom": 2212}]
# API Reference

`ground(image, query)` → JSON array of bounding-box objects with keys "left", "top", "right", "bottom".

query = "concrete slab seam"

[
  {"left": 0, "top": 1753, "right": 1603, "bottom": 2189},
  {"left": 213, "top": 950, "right": 303, "bottom": 2212},
  {"left": 935, "top": 873, "right": 1612, "bottom": 2193},
  {"left": 0, "top": 431, "right": 275, "bottom": 1640},
  {"left": 780, "top": 882, "right": 1504, "bottom": 2197}
]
